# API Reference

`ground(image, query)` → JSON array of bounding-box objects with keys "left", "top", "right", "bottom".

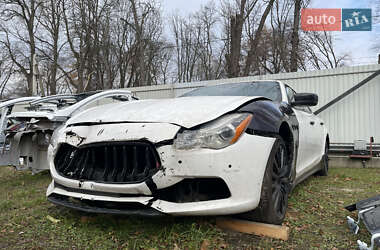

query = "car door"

[{"left": 285, "top": 86, "right": 324, "bottom": 177}]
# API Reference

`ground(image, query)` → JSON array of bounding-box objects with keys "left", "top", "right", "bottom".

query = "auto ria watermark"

[{"left": 301, "top": 8, "right": 372, "bottom": 31}]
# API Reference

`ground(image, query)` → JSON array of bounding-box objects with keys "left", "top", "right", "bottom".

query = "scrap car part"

[
  {"left": 3, "top": 90, "right": 134, "bottom": 173},
  {"left": 346, "top": 195, "right": 380, "bottom": 249}
]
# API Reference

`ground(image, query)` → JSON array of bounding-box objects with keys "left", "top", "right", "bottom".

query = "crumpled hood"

[{"left": 67, "top": 96, "right": 263, "bottom": 128}]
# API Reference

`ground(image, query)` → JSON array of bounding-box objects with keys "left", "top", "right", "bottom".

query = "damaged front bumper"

[{"left": 47, "top": 122, "right": 275, "bottom": 216}]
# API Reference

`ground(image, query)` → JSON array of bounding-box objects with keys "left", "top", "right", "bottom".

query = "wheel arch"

[
  {"left": 326, "top": 134, "right": 330, "bottom": 149},
  {"left": 279, "top": 122, "right": 295, "bottom": 171}
]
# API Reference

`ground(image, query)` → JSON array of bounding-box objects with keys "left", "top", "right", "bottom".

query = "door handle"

[{"left": 310, "top": 121, "right": 315, "bottom": 125}]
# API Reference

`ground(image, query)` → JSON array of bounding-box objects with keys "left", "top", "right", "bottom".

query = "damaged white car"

[
  {"left": 47, "top": 81, "right": 329, "bottom": 224},
  {"left": 2, "top": 90, "right": 134, "bottom": 173},
  {"left": 1, "top": 97, "right": 41, "bottom": 162}
]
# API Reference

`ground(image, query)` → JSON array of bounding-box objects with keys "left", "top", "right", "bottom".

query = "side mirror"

[{"left": 291, "top": 93, "right": 318, "bottom": 106}]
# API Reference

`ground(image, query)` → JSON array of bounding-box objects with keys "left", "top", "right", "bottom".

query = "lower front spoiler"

[{"left": 47, "top": 193, "right": 165, "bottom": 217}]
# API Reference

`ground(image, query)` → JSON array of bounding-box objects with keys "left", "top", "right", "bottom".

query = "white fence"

[{"left": 126, "top": 64, "right": 380, "bottom": 144}]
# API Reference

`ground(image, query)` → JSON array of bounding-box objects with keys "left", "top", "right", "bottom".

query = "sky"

[{"left": 161, "top": 0, "right": 380, "bottom": 66}]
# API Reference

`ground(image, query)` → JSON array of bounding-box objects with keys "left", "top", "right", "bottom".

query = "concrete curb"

[{"left": 329, "top": 155, "right": 380, "bottom": 168}]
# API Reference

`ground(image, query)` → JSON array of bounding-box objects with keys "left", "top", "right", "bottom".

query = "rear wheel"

[{"left": 240, "top": 137, "right": 292, "bottom": 225}]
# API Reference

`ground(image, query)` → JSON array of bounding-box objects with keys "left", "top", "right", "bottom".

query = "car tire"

[
  {"left": 239, "top": 136, "right": 291, "bottom": 225},
  {"left": 316, "top": 142, "right": 329, "bottom": 176}
]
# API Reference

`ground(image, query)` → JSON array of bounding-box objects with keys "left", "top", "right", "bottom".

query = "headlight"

[{"left": 173, "top": 113, "right": 253, "bottom": 150}]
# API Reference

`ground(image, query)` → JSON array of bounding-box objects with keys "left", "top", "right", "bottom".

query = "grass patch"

[{"left": 0, "top": 166, "right": 379, "bottom": 249}]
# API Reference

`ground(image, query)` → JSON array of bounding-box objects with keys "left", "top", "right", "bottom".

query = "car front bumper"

[{"left": 47, "top": 122, "right": 275, "bottom": 216}]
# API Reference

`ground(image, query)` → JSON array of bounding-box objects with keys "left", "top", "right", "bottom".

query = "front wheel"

[{"left": 240, "top": 137, "right": 292, "bottom": 225}]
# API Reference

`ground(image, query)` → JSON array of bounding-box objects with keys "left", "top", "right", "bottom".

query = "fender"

[
  {"left": 238, "top": 100, "right": 300, "bottom": 186},
  {"left": 238, "top": 100, "right": 298, "bottom": 135}
]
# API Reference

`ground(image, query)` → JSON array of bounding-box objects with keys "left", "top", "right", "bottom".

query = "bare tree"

[
  {"left": 303, "top": 31, "right": 349, "bottom": 69},
  {"left": 289, "top": 0, "right": 301, "bottom": 72},
  {"left": 36, "top": 0, "right": 65, "bottom": 95},
  {"left": 0, "top": 0, "right": 350, "bottom": 95},
  {"left": 194, "top": 2, "right": 226, "bottom": 80},
  {"left": 243, "top": 0, "right": 275, "bottom": 76},
  {"left": 171, "top": 14, "right": 198, "bottom": 82},
  {"left": 222, "top": 0, "right": 258, "bottom": 77},
  {"left": 264, "top": 0, "right": 294, "bottom": 73},
  {"left": 61, "top": 0, "right": 118, "bottom": 92},
  {"left": 0, "top": 48, "right": 13, "bottom": 98},
  {"left": 0, "top": 0, "right": 42, "bottom": 95}
]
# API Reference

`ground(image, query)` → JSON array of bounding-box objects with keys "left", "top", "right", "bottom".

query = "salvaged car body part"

[
  {"left": 1, "top": 90, "right": 134, "bottom": 173},
  {"left": 0, "top": 97, "right": 41, "bottom": 166},
  {"left": 47, "top": 81, "right": 328, "bottom": 224},
  {"left": 346, "top": 195, "right": 380, "bottom": 250}
]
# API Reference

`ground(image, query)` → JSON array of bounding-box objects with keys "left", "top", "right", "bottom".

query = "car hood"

[{"left": 67, "top": 96, "right": 264, "bottom": 128}]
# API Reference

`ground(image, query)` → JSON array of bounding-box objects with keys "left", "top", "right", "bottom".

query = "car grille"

[{"left": 54, "top": 141, "right": 160, "bottom": 183}]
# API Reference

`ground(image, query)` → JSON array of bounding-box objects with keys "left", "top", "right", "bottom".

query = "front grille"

[{"left": 54, "top": 141, "right": 160, "bottom": 183}]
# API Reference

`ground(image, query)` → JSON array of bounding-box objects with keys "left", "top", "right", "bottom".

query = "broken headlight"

[{"left": 173, "top": 113, "right": 252, "bottom": 150}]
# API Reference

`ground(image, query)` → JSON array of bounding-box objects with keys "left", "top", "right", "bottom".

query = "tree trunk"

[
  {"left": 243, "top": 0, "right": 275, "bottom": 76},
  {"left": 290, "top": 0, "right": 301, "bottom": 72},
  {"left": 227, "top": 13, "right": 244, "bottom": 77},
  {"left": 226, "top": 0, "right": 247, "bottom": 78}
]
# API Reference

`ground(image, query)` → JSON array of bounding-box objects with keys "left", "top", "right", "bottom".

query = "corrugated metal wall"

[{"left": 126, "top": 64, "right": 380, "bottom": 144}]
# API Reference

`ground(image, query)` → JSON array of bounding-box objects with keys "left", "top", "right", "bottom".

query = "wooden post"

[{"left": 216, "top": 217, "right": 289, "bottom": 241}]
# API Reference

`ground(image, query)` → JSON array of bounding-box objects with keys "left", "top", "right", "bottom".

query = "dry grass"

[{"left": 1, "top": 166, "right": 379, "bottom": 249}]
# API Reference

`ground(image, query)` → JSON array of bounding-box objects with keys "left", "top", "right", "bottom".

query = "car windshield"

[{"left": 180, "top": 81, "right": 282, "bottom": 102}]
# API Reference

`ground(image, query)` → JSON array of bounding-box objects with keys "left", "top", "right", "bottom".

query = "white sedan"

[{"left": 47, "top": 81, "right": 329, "bottom": 224}]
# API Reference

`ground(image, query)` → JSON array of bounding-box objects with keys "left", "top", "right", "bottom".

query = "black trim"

[
  {"left": 54, "top": 183, "right": 147, "bottom": 198},
  {"left": 47, "top": 193, "right": 165, "bottom": 216},
  {"left": 145, "top": 177, "right": 158, "bottom": 195},
  {"left": 155, "top": 139, "right": 173, "bottom": 147}
]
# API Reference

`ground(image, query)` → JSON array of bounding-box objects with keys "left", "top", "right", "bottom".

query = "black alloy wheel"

[{"left": 240, "top": 137, "right": 292, "bottom": 225}]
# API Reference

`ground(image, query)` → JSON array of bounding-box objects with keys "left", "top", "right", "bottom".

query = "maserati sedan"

[{"left": 46, "top": 81, "right": 329, "bottom": 224}]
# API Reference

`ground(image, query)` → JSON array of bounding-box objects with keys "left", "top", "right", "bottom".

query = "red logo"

[{"left": 301, "top": 9, "right": 341, "bottom": 31}]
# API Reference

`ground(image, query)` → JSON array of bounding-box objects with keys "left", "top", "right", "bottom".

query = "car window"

[
  {"left": 11, "top": 103, "right": 33, "bottom": 113},
  {"left": 285, "top": 86, "right": 296, "bottom": 103},
  {"left": 180, "top": 82, "right": 282, "bottom": 102}
]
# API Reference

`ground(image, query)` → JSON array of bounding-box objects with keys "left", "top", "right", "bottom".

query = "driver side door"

[{"left": 285, "top": 86, "right": 323, "bottom": 177}]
